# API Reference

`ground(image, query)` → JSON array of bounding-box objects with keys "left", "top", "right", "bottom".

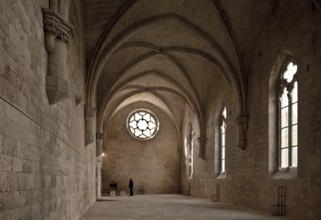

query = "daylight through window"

[
  {"left": 186, "top": 125, "right": 194, "bottom": 179},
  {"left": 220, "top": 107, "right": 227, "bottom": 173},
  {"left": 279, "top": 62, "right": 298, "bottom": 168},
  {"left": 127, "top": 110, "right": 159, "bottom": 140}
]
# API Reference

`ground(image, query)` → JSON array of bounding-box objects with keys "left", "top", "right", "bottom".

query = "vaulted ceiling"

[{"left": 83, "top": 0, "right": 276, "bottom": 134}]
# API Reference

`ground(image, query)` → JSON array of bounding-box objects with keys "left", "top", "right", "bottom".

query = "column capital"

[{"left": 42, "top": 8, "right": 74, "bottom": 44}]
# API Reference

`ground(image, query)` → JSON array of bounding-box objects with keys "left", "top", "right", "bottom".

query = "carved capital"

[
  {"left": 42, "top": 8, "right": 73, "bottom": 45},
  {"left": 42, "top": 8, "right": 73, "bottom": 105}
]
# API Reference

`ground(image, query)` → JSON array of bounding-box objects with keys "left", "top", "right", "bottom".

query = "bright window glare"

[
  {"left": 283, "top": 62, "right": 297, "bottom": 83},
  {"left": 279, "top": 61, "right": 298, "bottom": 168},
  {"left": 127, "top": 110, "right": 159, "bottom": 139}
]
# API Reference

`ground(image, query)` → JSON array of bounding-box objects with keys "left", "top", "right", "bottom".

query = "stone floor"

[{"left": 80, "top": 194, "right": 285, "bottom": 220}]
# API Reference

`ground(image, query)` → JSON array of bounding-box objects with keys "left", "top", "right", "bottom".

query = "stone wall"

[
  {"left": 180, "top": 70, "right": 237, "bottom": 199},
  {"left": 0, "top": 0, "right": 96, "bottom": 219},
  {"left": 182, "top": 1, "right": 321, "bottom": 220},
  {"left": 102, "top": 102, "right": 180, "bottom": 195},
  {"left": 1, "top": 0, "right": 321, "bottom": 219}
]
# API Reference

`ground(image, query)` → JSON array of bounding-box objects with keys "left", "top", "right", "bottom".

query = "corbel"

[{"left": 42, "top": 8, "right": 74, "bottom": 104}]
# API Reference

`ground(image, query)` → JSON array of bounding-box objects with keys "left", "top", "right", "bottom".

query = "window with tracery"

[
  {"left": 219, "top": 107, "right": 227, "bottom": 173},
  {"left": 127, "top": 109, "right": 159, "bottom": 140},
  {"left": 279, "top": 62, "right": 298, "bottom": 168}
]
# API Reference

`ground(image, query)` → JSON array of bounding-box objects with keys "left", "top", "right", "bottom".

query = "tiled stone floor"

[{"left": 80, "top": 194, "right": 285, "bottom": 220}]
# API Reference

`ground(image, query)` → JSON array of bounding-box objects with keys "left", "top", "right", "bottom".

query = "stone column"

[
  {"left": 42, "top": 8, "right": 73, "bottom": 104},
  {"left": 237, "top": 116, "right": 249, "bottom": 150},
  {"left": 96, "top": 132, "right": 103, "bottom": 198},
  {"left": 96, "top": 132, "right": 103, "bottom": 156},
  {"left": 85, "top": 105, "right": 96, "bottom": 145}
]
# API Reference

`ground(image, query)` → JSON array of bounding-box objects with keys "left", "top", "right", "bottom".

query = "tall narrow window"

[
  {"left": 184, "top": 124, "right": 194, "bottom": 179},
  {"left": 219, "top": 107, "right": 227, "bottom": 173},
  {"left": 187, "top": 127, "right": 194, "bottom": 178},
  {"left": 279, "top": 62, "right": 298, "bottom": 168}
]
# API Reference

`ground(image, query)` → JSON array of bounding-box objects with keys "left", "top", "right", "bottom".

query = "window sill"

[
  {"left": 216, "top": 172, "right": 226, "bottom": 179},
  {"left": 272, "top": 167, "right": 297, "bottom": 179}
]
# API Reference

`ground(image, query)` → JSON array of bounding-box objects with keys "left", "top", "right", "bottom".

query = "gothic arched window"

[
  {"left": 219, "top": 107, "right": 227, "bottom": 173},
  {"left": 279, "top": 62, "right": 298, "bottom": 168}
]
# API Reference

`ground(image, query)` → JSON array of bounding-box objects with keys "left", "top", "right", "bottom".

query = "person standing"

[{"left": 128, "top": 178, "right": 134, "bottom": 196}]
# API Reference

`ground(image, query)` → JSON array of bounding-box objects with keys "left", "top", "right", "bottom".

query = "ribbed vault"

[{"left": 84, "top": 0, "right": 276, "bottom": 149}]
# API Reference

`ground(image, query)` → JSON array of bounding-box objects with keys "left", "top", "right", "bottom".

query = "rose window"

[{"left": 127, "top": 110, "right": 159, "bottom": 140}]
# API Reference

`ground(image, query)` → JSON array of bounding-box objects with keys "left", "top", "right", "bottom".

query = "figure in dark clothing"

[{"left": 129, "top": 178, "right": 134, "bottom": 196}]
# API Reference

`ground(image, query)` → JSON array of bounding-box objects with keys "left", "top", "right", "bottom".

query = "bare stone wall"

[
  {"left": 0, "top": 1, "right": 96, "bottom": 219},
  {"left": 102, "top": 102, "right": 180, "bottom": 195},
  {"left": 183, "top": 1, "right": 321, "bottom": 220}
]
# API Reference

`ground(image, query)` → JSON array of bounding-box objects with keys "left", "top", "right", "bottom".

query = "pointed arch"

[{"left": 268, "top": 50, "right": 297, "bottom": 174}]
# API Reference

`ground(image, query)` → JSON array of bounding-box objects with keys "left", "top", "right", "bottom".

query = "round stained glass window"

[{"left": 126, "top": 109, "right": 159, "bottom": 140}]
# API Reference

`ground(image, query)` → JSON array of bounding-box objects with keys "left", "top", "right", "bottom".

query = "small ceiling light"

[{"left": 102, "top": 152, "right": 105, "bottom": 157}]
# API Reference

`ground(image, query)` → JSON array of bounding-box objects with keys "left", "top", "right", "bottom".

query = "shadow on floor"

[{"left": 97, "top": 197, "right": 119, "bottom": 202}]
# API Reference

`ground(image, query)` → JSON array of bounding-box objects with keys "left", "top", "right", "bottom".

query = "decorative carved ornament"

[
  {"left": 42, "top": 8, "right": 73, "bottom": 45},
  {"left": 42, "top": 8, "right": 73, "bottom": 105}
]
